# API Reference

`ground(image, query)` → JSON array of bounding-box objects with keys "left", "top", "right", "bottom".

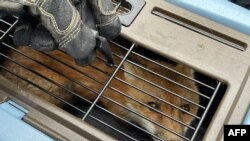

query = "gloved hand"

[
  {"left": 0, "top": 0, "right": 121, "bottom": 66},
  {"left": 88, "top": 0, "right": 121, "bottom": 40}
]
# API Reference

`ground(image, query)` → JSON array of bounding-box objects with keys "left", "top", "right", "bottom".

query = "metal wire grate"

[
  {"left": 0, "top": 16, "right": 18, "bottom": 41},
  {"left": 0, "top": 18, "right": 227, "bottom": 141}
]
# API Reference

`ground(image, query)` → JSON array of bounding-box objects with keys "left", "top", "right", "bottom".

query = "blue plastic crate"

[
  {"left": 166, "top": 0, "right": 250, "bottom": 35},
  {"left": 0, "top": 100, "right": 54, "bottom": 141}
]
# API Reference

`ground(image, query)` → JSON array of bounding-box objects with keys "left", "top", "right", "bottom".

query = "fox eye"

[
  {"left": 181, "top": 104, "right": 190, "bottom": 112},
  {"left": 147, "top": 102, "right": 159, "bottom": 110}
]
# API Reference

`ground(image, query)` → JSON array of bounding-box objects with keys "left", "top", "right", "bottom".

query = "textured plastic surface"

[
  {"left": 0, "top": 101, "right": 54, "bottom": 141},
  {"left": 243, "top": 107, "right": 250, "bottom": 125},
  {"left": 166, "top": 0, "right": 250, "bottom": 35}
]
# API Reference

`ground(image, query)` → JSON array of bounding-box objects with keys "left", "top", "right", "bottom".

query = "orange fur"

[{"left": 1, "top": 45, "right": 199, "bottom": 141}]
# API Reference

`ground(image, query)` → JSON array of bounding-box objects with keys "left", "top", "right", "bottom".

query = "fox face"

[
  {"left": 102, "top": 57, "right": 199, "bottom": 141},
  {"left": 1, "top": 45, "right": 199, "bottom": 141}
]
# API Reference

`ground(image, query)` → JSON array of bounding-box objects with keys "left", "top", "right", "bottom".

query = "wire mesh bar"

[
  {"left": 0, "top": 52, "right": 94, "bottom": 103},
  {"left": 123, "top": 59, "right": 204, "bottom": 109},
  {"left": 8, "top": 34, "right": 13, "bottom": 38},
  {"left": 1, "top": 41, "right": 163, "bottom": 133},
  {"left": 110, "top": 46, "right": 211, "bottom": 100},
  {"left": 94, "top": 55, "right": 201, "bottom": 119},
  {"left": 0, "top": 42, "right": 107, "bottom": 106},
  {"left": 44, "top": 53, "right": 107, "bottom": 88},
  {"left": 0, "top": 66, "right": 86, "bottom": 114},
  {"left": 83, "top": 96, "right": 166, "bottom": 141},
  {"left": 0, "top": 66, "right": 141, "bottom": 141},
  {"left": 104, "top": 47, "right": 210, "bottom": 100},
  {"left": 0, "top": 37, "right": 221, "bottom": 140},
  {"left": 1, "top": 64, "right": 165, "bottom": 141},
  {"left": 1, "top": 41, "right": 111, "bottom": 101},
  {"left": 0, "top": 19, "right": 12, "bottom": 26},
  {"left": 0, "top": 16, "right": 18, "bottom": 41},
  {"left": 0, "top": 14, "right": 228, "bottom": 141},
  {"left": 106, "top": 82, "right": 196, "bottom": 130},
  {"left": 86, "top": 101, "right": 165, "bottom": 141},
  {"left": 82, "top": 43, "right": 136, "bottom": 120},
  {"left": 191, "top": 81, "right": 222, "bottom": 141},
  {"left": 126, "top": 56, "right": 207, "bottom": 101},
  {"left": 89, "top": 64, "right": 111, "bottom": 76},
  {"left": 0, "top": 42, "right": 191, "bottom": 140},
  {"left": 46, "top": 50, "right": 107, "bottom": 84},
  {"left": 123, "top": 60, "right": 211, "bottom": 100},
  {"left": 96, "top": 55, "right": 204, "bottom": 119},
  {"left": 110, "top": 40, "right": 216, "bottom": 90},
  {"left": 68, "top": 41, "right": 192, "bottom": 140},
  {"left": 97, "top": 57, "right": 204, "bottom": 119},
  {"left": 71, "top": 67, "right": 193, "bottom": 140},
  {"left": 117, "top": 67, "right": 201, "bottom": 119},
  {"left": 3, "top": 31, "right": 111, "bottom": 86},
  {"left": 86, "top": 115, "right": 138, "bottom": 141},
  {"left": 118, "top": 72, "right": 200, "bottom": 117},
  {"left": 0, "top": 45, "right": 158, "bottom": 140},
  {"left": 115, "top": 72, "right": 200, "bottom": 119},
  {"left": 99, "top": 88, "right": 190, "bottom": 140},
  {"left": 44, "top": 47, "right": 195, "bottom": 137},
  {"left": 1, "top": 59, "right": 185, "bottom": 140}
]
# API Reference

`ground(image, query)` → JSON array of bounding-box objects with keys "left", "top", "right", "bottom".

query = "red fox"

[{"left": 1, "top": 44, "right": 199, "bottom": 141}]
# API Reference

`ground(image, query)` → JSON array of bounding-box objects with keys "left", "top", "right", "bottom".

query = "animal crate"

[{"left": 0, "top": 1, "right": 249, "bottom": 141}]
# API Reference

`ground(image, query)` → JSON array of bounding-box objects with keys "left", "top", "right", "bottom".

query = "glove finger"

[
  {"left": 96, "top": 36, "right": 114, "bottom": 67},
  {"left": 76, "top": 0, "right": 114, "bottom": 67},
  {"left": 37, "top": 0, "right": 97, "bottom": 66},
  {"left": 31, "top": 24, "right": 57, "bottom": 52},
  {"left": 88, "top": 0, "right": 121, "bottom": 40}
]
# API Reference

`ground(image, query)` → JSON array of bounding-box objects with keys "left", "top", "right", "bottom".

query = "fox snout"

[
  {"left": 126, "top": 102, "right": 195, "bottom": 141},
  {"left": 151, "top": 120, "right": 187, "bottom": 141}
]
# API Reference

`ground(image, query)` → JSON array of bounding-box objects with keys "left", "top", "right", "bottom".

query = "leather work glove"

[
  {"left": 0, "top": 0, "right": 121, "bottom": 66},
  {"left": 87, "top": 0, "right": 121, "bottom": 40}
]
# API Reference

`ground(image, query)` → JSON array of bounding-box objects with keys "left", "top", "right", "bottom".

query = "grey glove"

[
  {"left": 0, "top": 0, "right": 120, "bottom": 66},
  {"left": 3, "top": 0, "right": 119, "bottom": 66},
  {"left": 0, "top": 0, "right": 96, "bottom": 65}
]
